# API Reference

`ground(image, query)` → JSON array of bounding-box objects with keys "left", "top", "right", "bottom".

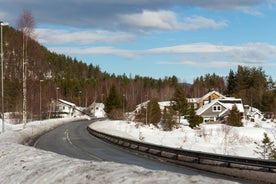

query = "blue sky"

[{"left": 1, "top": 0, "right": 276, "bottom": 83}]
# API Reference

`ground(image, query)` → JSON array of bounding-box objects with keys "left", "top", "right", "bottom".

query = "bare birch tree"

[{"left": 17, "top": 10, "right": 35, "bottom": 128}]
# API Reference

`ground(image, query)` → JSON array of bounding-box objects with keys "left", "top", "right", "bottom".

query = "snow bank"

[
  {"left": 0, "top": 142, "right": 234, "bottom": 184},
  {"left": 0, "top": 117, "right": 238, "bottom": 184},
  {"left": 0, "top": 117, "right": 85, "bottom": 145}
]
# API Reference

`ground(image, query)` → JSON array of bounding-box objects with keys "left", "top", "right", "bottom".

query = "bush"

[
  {"left": 135, "top": 106, "right": 147, "bottom": 123},
  {"left": 108, "top": 109, "right": 124, "bottom": 120},
  {"left": 162, "top": 106, "right": 176, "bottom": 131}
]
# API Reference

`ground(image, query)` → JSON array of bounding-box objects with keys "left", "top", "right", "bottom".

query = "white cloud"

[
  {"left": 156, "top": 43, "right": 276, "bottom": 68},
  {"left": 119, "top": 10, "right": 227, "bottom": 31},
  {"left": 48, "top": 42, "right": 276, "bottom": 69},
  {"left": 181, "top": 16, "right": 227, "bottom": 30},
  {"left": 51, "top": 46, "right": 138, "bottom": 60},
  {"left": 35, "top": 28, "right": 135, "bottom": 45},
  {"left": 119, "top": 10, "right": 178, "bottom": 30},
  {"left": 239, "top": 7, "right": 263, "bottom": 16},
  {"left": 144, "top": 43, "right": 234, "bottom": 54}
]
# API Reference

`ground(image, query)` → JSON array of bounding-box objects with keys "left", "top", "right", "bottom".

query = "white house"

[
  {"left": 88, "top": 102, "right": 106, "bottom": 118},
  {"left": 196, "top": 98, "right": 244, "bottom": 123},
  {"left": 50, "top": 99, "right": 77, "bottom": 118},
  {"left": 244, "top": 105, "right": 264, "bottom": 120}
]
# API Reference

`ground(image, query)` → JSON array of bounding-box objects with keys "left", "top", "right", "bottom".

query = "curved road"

[{"left": 35, "top": 119, "right": 247, "bottom": 182}]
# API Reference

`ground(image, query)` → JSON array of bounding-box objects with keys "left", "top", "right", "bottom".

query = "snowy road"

[{"left": 34, "top": 120, "right": 248, "bottom": 182}]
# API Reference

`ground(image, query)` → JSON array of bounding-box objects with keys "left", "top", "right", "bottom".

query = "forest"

[{"left": 1, "top": 24, "right": 276, "bottom": 120}]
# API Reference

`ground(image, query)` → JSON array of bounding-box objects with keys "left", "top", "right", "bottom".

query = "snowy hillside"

[
  {"left": 0, "top": 117, "right": 239, "bottom": 184},
  {"left": 89, "top": 119, "right": 276, "bottom": 158}
]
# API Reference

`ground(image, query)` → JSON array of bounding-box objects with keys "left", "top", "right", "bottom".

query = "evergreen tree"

[
  {"left": 147, "top": 99, "right": 161, "bottom": 126},
  {"left": 227, "top": 104, "right": 242, "bottom": 127},
  {"left": 227, "top": 69, "right": 236, "bottom": 95},
  {"left": 171, "top": 85, "right": 188, "bottom": 123},
  {"left": 104, "top": 85, "right": 121, "bottom": 115},
  {"left": 188, "top": 105, "right": 203, "bottom": 129},
  {"left": 254, "top": 133, "right": 276, "bottom": 160}
]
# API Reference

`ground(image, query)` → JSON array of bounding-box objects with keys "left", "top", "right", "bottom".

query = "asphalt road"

[{"left": 34, "top": 119, "right": 248, "bottom": 182}]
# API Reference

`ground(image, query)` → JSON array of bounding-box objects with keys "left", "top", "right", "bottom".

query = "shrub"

[
  {"left": 162, "top": 106, "right": 176, "bottom": 131},
  {"left": 108, "top": 109, "right": 124, "bottom": 120}
]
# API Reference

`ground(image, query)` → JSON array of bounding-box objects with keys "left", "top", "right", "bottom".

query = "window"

[{"left": 212, "top": 105, "right": 221, "bottom": 112}]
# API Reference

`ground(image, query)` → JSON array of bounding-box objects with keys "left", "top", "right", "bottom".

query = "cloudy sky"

[{"left": 1, "top": 0, "right": 276, "bottom": 83}]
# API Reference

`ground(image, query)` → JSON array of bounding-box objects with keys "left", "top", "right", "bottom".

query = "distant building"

[
  {"left": 88, "top": 102, "right": 106, "bottom": 118},
  {"left": 244, "top": 105, "right": 264, "bottom": 120},
  {"left": 49, "top": 99, "right": 82, "bottom": 118}
]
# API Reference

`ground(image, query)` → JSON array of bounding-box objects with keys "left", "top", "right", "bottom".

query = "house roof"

[
  {"left": 89, "top": 102, "right": 105, "bottom": 108},
  {"left": 187, "top": 98, "right": 199, "bottom": 103},
  {"left": 197, "top": 90, "right": 226, "bottom": 103},
  {"left": 246, "top": 106, "right": 263, "bottom": 116},
  {"left": 218, "top": 98, "right": 244, "bottom": 113},
  {"left": 196, "top": 99, "right": 221, "bottom": 115},
  {"left": 58, "top": 99, "right": 76, "bottom": 107},
  {"left": 196, "top": 98, "right": 244, "bottom": 116}
]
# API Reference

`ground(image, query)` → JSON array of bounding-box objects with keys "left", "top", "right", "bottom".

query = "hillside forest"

[{"left": 1, "top": 24, "right": 276, "bottom": 120}]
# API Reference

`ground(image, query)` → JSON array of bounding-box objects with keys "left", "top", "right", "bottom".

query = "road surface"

[{"left": 35, "top": 119, "right": 248, "bottom": 182}]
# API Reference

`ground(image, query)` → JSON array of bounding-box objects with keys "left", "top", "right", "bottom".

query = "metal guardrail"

[{"left": 87, "top": 126, "right": 276, "bottom": 172}]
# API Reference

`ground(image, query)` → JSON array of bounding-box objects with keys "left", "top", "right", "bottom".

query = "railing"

[{"left": 87, "top": 126, "right": 276, "bottom": 183}]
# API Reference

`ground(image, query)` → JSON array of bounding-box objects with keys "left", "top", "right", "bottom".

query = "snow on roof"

[
  {"left": 246, "top": 106, "right": 263, "bottom": 116},
  {"left": 58, "top": 99, "right": 76, "bottom": 107},
  {"left": 89, "top": 102, "right": 105, "bottom": 108},
  {"left": 218, "top": 98, "right": 244, "bottom": 113},
  {"left": 196, "top": 99, "right": 220, "bottom": 115},
  {"left": 196, "top": 98, "right": 244, "bottom": 116},
  {"left": 187, "top": 98, "right": 199, "bottom": 103}
]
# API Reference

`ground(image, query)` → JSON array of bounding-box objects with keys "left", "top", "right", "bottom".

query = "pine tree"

[
  {"left": 171, "top": 85, "right": 188, "bottom": 123},
  {"left": 188, "top": 105, "right": 203, "bottom": 129},
  {"left": 254, "top": 133, "right": 276, "bottom": 160},
  {"left": 227, "top": 104, "right": 242, "bottom": 127},
  {"left": 147, "top": 99, "right": 161, "bottom": 126},
  {"left": 227, "top": 69, "right": 236, "bottom": 95},
  {"left": 104, "top": 85, "right": 122, "bottom": 116}
]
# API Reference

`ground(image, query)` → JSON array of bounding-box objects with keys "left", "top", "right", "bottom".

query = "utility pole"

[{"left": 40, "top": 80, "right": 43, "bottom": 121}]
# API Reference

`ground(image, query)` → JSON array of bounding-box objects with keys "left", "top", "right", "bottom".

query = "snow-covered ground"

[
  {"left": 0, "top": 117, "right": 240, "bottom": 184},
  {"left": 89, "top": 118, "right": 276, "bottom": 158}
]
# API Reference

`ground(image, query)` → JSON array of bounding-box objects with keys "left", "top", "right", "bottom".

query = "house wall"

[{"left": 200, "top": 102, "right": 227, "bottom": 122}]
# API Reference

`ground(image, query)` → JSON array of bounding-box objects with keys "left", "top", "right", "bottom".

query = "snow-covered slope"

[{"left": 89, "top": 119, "right": 276, "bottom": 158}]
